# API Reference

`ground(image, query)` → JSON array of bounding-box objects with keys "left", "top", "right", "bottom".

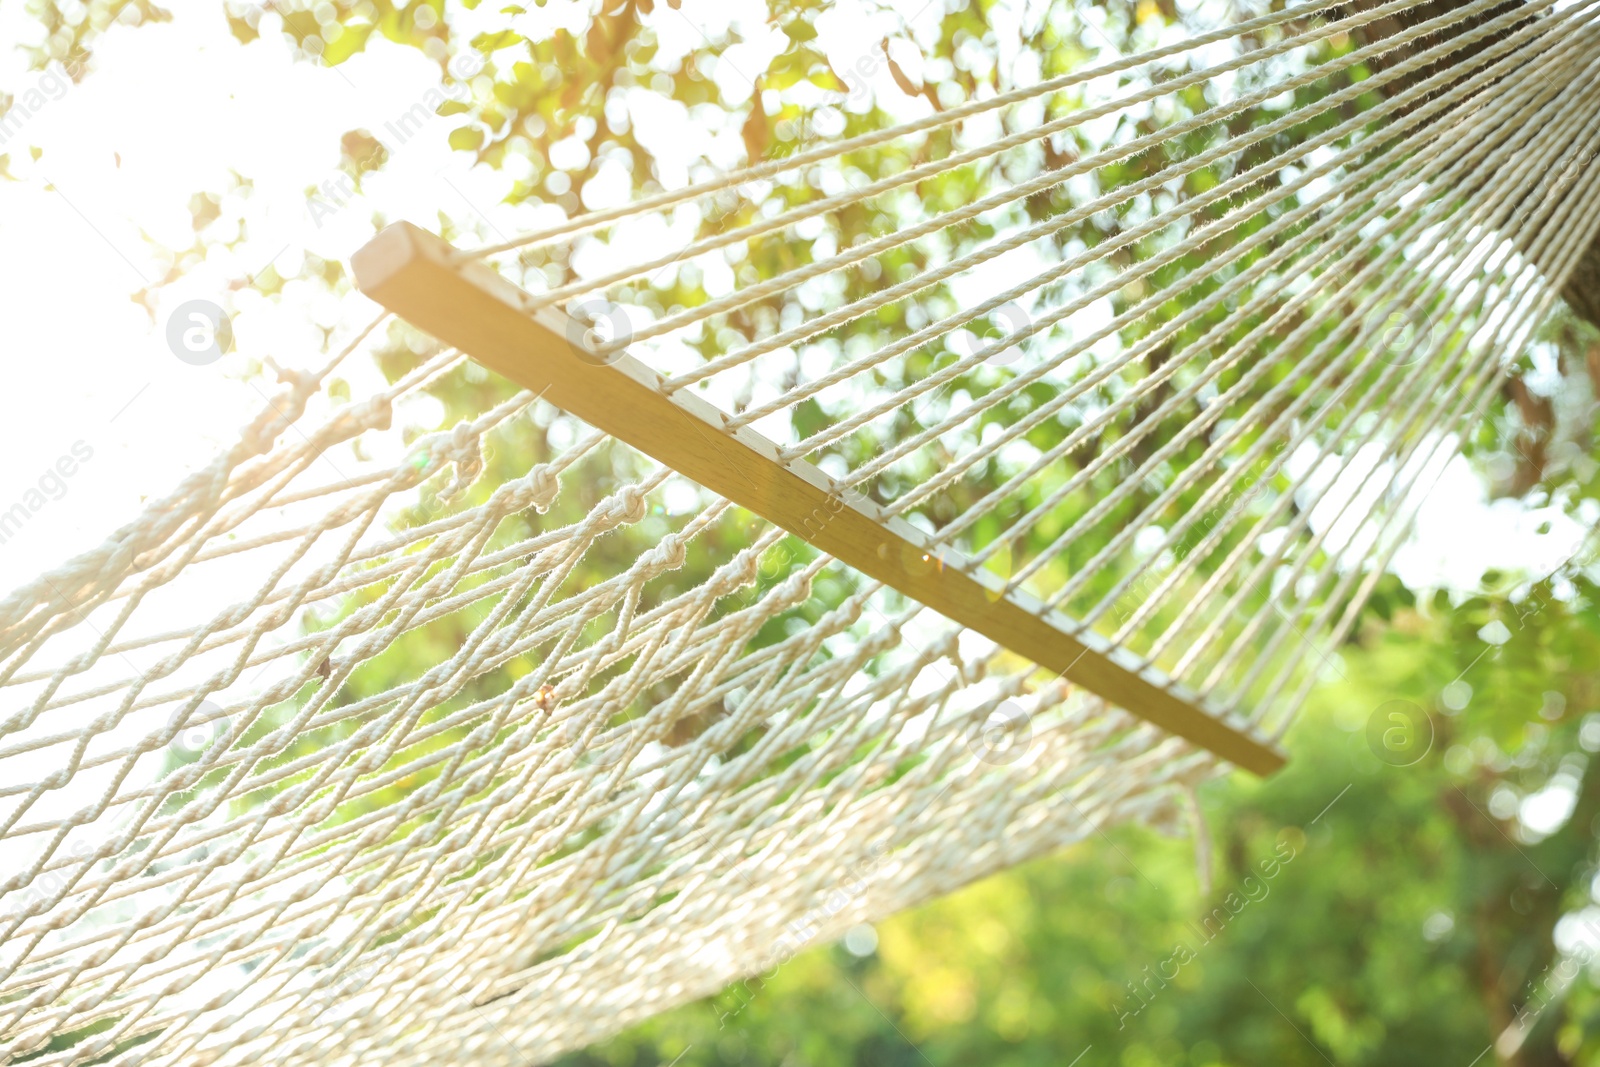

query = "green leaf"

[
  {"left": 808, "top": 68, "right": 846, "bottom": 92},
  {"left": 448, "top": 126, "right": 485, "bottom": 152},
  {"left": 321, "top": 23, "right": 374, "bottom": 66},
  {"left": 471, "top": 30, "right": 528, "bottom": 53},
  {"left": 781, "top": 18, "right": 817, "bottom": 43}
]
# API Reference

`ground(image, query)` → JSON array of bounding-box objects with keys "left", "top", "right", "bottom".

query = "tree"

[{"left": 7, "top": 0, "right": 1600, "bottom": 1063}]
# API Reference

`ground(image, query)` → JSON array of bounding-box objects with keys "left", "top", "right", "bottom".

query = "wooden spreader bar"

[{"left": 350, "top": 222, "right": 1286, "bottom": 775}]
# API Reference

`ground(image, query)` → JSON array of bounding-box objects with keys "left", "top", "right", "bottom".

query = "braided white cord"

[
  {"left": 794, "top": 0, "right": 1588, "bottom": 511},
  {"left": 505, "top": 0, "right": 1454, "bottom": 330},
  {"left": 1004, "top": 26, "right": 1597, "bottom": 644},
  {"left": 1228, "top": 105, "right": 1600, "bottom": 719},
  {"left": 459, "top": 0, "right": 1353, "bottom": 261},
  {"left": 755, "top": 0, "right": 1570, "bottom": 471}
]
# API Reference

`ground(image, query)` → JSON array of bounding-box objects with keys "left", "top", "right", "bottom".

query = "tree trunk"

[{"left": 1561, "top": 246, "right": 1600, "bottom": 330}]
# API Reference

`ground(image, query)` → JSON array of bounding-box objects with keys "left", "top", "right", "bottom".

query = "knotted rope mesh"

[{"left": 3, "top": 0, "right": 1599, "bottom": 1062}]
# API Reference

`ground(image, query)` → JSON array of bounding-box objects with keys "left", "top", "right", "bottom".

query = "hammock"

[{"left": 3, "top": 0, "right": 1597, "bottom": 1061}]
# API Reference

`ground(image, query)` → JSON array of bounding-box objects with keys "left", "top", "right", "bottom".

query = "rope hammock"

[{"left": 3, "top": 0, "right": 1598, "bottom": 1062}]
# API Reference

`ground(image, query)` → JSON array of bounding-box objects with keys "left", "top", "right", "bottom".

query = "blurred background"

[{"left": 2, "top": 0, "right": 1599, "bottom": 1064}]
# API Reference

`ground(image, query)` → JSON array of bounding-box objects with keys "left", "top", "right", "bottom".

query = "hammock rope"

[{"left": 2, "top": 1, "right": 1598, "bottom": 1063}]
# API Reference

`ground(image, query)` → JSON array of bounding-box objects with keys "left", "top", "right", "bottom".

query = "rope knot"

[
  {"left": 239, "top": 390, "right": 306, "bottom": 455},
  {"left": 641, "top": 533, "right": 688, "bottom": 574},
  {"left": 264, "top": 357, "right": 320, "bottom": 398},
  {"left": 520, "top": 465, "right": 560, "bottom": 513},
  {"left": 722, "top": 547, "right": 761, "bottom": 593},
  {"left": 440, "top": 423, "right": 484, "bottom": 501},
  {"left": 774, "top": 572, "right": 813, "bottom": 607},
  {"left": 330, "top": 394, "right": 393, "bottom": 436},
  {"left": 597, "top": 485, "right": 649, "bottom": 528},
  {"left": 821, "top": 596, "right": 865, "bottom": 631}
]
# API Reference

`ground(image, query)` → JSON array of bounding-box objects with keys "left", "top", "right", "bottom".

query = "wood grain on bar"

[{"left": 351, "top": 221, "right": 1286, "bottom": 775}]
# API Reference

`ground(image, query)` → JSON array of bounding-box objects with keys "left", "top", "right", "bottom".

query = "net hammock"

[{"left": 4, "top": 0, "right": 1600, "bottom": 1062}]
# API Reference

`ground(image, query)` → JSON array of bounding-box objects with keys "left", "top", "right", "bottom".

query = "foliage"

[
  {"left": 13, "top": 0, "right": 1600, "bottom": 1063},
  {"left": 554, "top": 558, "right": 1600, "bottom": 1067}
]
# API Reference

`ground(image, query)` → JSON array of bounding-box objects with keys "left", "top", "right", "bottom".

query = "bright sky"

[{"left": 0, "top": 0, "right": 1587, "bottom": 599}]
